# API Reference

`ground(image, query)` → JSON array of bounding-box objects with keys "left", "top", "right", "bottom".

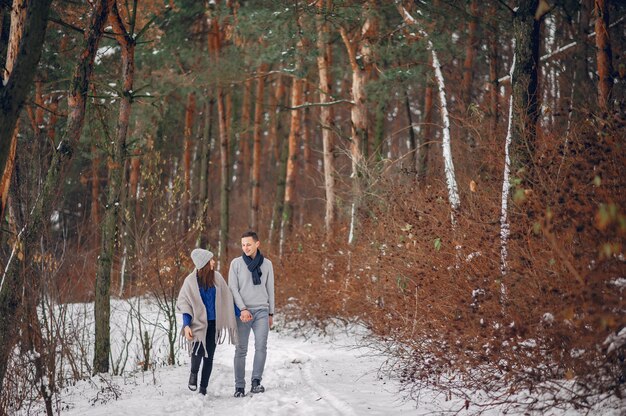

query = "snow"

[{"left": 50, "top": 307, "right": 416, "bottom": 415}]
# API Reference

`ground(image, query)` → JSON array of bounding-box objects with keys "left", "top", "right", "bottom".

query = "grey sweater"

[{"left": 228, "top": 256, "right": 275, "bottom": 314}]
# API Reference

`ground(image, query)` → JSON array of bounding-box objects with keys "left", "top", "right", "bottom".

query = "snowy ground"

[
  {"left": 56, "top": 322, "right": 417, "bottom": 415},
  {"left": 22, "top": 298, "right": 624, "bottom": 415}
]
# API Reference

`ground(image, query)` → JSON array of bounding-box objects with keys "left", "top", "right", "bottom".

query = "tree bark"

[
  {"left": 197, "top": 97, "right": 213, "bottom": 247},
  {"left": 280, "top": 68, "right": 304, "bottom": 253},
  {"left": 0, "top": 0, "right": 53, "bottom": 220},
  {"left": 94, "top": 0, "right": 136, "bottom": 374},
  {"left": 461, "top": 0, "right": 478, "bottom": 107},
  {"left": 0, "top": 0, "right": 108, "bottom": 394},
  {"left": 183, "top": 91, "right": 196, "bottom": 224},
  {"left": 512, "top": 0, "right": 541, "bottom": 173},
  {"left": 316, "top": 0, "right": 336, "bottom": 242},
  {"left": 594, "top": 0, "right": 613, "bottom": 112},
  {"left": 240, "top": 78, "right": 252, "bottom": 183},
  {"left": 488, "top": 9, "right": 499, "bottom": 140},
  {"left": 250, "top": 64, "right": 268, "bottom": 230},
  {"left": 339, "top": 6, "right": 375, "bottom": 244}
]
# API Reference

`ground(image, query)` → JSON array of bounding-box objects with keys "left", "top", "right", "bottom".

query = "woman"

[{"left": 177, "top": 248, "right": 239, "bottom": 395}]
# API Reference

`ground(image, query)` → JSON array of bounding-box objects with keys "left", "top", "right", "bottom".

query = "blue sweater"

[{"left": 183, "top": 286, "right": 216, "bottom": 327}]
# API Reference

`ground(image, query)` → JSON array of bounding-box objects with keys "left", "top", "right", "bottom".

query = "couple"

[{"left": 176, "top": 230, "right": 275, "bottom": 397}]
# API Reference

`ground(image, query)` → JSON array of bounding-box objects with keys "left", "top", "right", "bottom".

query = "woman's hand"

[
  {"left": 184, "top": 326, "right": 193, "bottom": 341},
  {"left": 240, "top": 310, "right": 253, "bottom": 323}
]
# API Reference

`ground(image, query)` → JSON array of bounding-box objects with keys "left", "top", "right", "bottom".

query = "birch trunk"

[
  {"left": 316, "top": 0, "right": 336, "bottom": 241},
  {"left": 594, "top": 0, "right": 613, "bottom": 112},
  {"left": 430, "top": 46, "right": 460, "bottom": 215},
  {"left": 94, "top": 0, "right": 136, "bottom": 374},
  {"left": 398, "top": 5, "right": 460, "bottom": 216},
  {"left": 250, "top": 64, "right": 268, "bottom": 230},
  {"left": 500, "top": 54, "right": 516, "bottom": 302}
]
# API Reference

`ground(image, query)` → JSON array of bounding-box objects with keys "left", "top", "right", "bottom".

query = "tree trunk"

[
  {"left": 240, "top": 78, "right": 252, "bottom": 183},
  {"left": 488, "top": 11, "right": 499, "bottom": 140},
  {"left": 91, "top": 145, "right": 101, "bottom": 225},
  {"left": 573, "top": 0, "right": 592, "bottom": 110},
  {"left": 461, "top": 0, "right": 478, "bottom": 107},
  {"left": 250, "top": 64, "right": 268, "bottom": 230},
  {"left": 0, "top": 0, "right": 53, "bottom": 220},
  {"left": 594, "top": 0, "right": 613, "bottom": 112},
  {"left": 280, "top": 71, "right": 304, "bottom": 253},
  {"left": 183, "top": 92, "right": 196, "bottom": 223},
  {"left": 197, "top": 97, "right": 213, "bottom": 247},
  {"left": 421, "top": 68, "right": 434, "bottom": 177},
  {"left": 340, "top": 22, "right": 372, "bottom": 245},
  {"left": 512, "top": 0, "right": 541, "bottom": 173},
  {"left": 269, "top": 74, "right": 285, "bottom": 165},
  {"left": 94, "top": 0, "right": 136, "bottom": 374},
  {"left": 218, "top": 88, "right": 229, "bottom": 269},
  {"left": 316, "top": 0, "right": 336, "bottom": 241},
  {"left": 0, "top": 0, "right": 109, "bottom": 394}
]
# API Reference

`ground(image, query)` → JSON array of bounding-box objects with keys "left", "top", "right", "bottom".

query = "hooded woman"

[{"left": 176, "top": 248, "right": 239, "bottom": 395}]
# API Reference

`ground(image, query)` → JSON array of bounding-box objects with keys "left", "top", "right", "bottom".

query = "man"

[{"left": 229, "top": 230, "right": 275, "bottom": 397}]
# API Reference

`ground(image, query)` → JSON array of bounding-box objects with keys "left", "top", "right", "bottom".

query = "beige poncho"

[{"left": 176, "top": 270, "right": 239, "bottom": 357}]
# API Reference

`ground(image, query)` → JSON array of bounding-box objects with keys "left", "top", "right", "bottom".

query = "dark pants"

[{"left": 190, "top": 320, "right": 216, "bottom": 388}]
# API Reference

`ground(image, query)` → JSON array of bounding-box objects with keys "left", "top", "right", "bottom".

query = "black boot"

[
  {"left": 188, "top": 372, "right": 198, "bottom": 391},
  {"left": 251, "top": 379, "right": 265, "bottom": 393},
  {"left": 234, "top": 387, "right": 246, "bottom": 397},
  {"left": 199, "top": 386, "right": 207, "bottom": 395}
]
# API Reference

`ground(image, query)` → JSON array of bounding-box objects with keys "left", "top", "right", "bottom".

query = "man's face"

[{"left": 241, "top": 237, "right": 260, "bottom": 258}]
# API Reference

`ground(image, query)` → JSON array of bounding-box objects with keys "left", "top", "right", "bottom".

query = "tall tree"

[
  {"left": 460, "top": 0, "right": 478, "bottom": 107},
  {"left": 250, "top": 64, "right": 268, "bottom": 230},
  {"left": 0, "top": 0, "right": 53, "bottom": 220},
  {"left": 594, "top": 0, "right": 613, "bottom": 112},
  {"left": 511, "top": 0, "right": 541, "bottom": 173},
  {"left": 316, "top": 0, "right": 336, "bottom": 241},
  {"left": 94, "top": 0, "right": 140, "bottom": 374},
  {"left": 0, "top": 0, "right": 109, "bottom": 394},
  {"left": 339, "top": 0, "right": 378, "bottom": 244}
]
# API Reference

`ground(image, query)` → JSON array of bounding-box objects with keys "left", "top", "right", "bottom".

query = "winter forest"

[{"left": 0, "top": 0, "right": 625, "bottom": 414}]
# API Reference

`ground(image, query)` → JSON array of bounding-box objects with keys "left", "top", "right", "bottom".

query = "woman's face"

[{"left": 209, "top": 258, "right": 216, "bottom": 269}]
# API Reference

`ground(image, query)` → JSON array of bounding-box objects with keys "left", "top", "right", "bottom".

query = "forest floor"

[{"left": 25, "top": 299, "right": 625, "bottom": 415}]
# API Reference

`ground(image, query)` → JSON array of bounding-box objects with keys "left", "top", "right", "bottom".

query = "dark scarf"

[{"left": 242, "top": 250, "right": 264, "bottom": 285}]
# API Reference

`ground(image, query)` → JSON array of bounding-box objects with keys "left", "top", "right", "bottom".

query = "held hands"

[
  {"left": 184, "top": 326, "right": 193, "bottom": 341},
  {"left": 240, "top": 309, "right": 253, "bottom": 323}
]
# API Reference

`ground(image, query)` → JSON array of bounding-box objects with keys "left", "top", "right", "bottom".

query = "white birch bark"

[
  {"left": 500, "top": 52, "right": 516, "bottom": 302},
  {"left": 398, "top": 6, "right": 460, "bottom": 217},
  {"left": 429, "top": 46, "right": 460, "bottom": 214}
]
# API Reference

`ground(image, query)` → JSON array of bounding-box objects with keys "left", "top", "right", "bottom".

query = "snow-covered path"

[{"left": 59, "top": 325, "right": 416, "bottom": 416}]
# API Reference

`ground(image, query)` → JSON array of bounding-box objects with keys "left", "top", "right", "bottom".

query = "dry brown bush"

[{"left": 276, "top": 116, "right": 625, "bottom": 412}]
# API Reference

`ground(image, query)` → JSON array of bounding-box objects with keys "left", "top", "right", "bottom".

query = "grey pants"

[{"left": 234, "top": 308, "right": 269, "bottom": 388}]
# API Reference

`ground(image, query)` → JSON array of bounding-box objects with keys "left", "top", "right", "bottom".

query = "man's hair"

[{"left": 241, "top": 230, "right": 259, "bottom": 241}]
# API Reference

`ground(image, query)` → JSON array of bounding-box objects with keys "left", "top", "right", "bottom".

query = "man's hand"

[
  {"left": 269, "top": 315, "right": 273, "bottom": 329},
  {"left": 240, "top": 309, "right": 253, "bottom": 323},
  {"left": 184, "top": 326, "right": 193, "bottom": 341}
]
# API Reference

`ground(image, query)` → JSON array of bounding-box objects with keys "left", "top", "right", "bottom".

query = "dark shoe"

[
  {"left": 199, "top": 386, "right": 207, "bottom": 395},
  {"left": 188, "top": 372, "right": 198, "bottom": 391},
  {"left": 234, "top": 387, "right": 246, "bottom": 397},
  {"left": 251, "top": 379, "right": 265, "bottom": 393}
]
